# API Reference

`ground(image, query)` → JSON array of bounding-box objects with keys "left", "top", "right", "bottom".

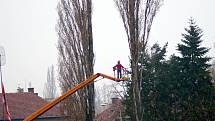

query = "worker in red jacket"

[{"left": 113, "top": 60, "right": 125, "bottom": 78}]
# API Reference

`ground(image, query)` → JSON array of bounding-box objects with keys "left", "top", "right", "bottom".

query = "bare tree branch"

[
  {"left": 114, "top": 0, "right": 163, "bottom": 120},
  {"left": 57, "top": 0, "right": 95, "bottom": 120},
  {"left": 43, "top": 65, "right": 57, "bottom": 100}
]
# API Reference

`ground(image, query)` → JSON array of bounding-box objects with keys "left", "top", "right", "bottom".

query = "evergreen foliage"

[
  {"left": 174, "top": 18, "right": 215, "bottom": 120},
  {"left": 124, "top": 43, "right": 169, "bottom": 121},
  {"left": 123, "top": 19, "right": 215, "bottom": 121}
]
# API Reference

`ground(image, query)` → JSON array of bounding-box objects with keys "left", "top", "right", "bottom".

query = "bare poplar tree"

[
  {"left": 114, "top": 0, "right": 163, "bottom": 120},
  {"left": 43, "top": 65, "right": 57, "bottom": 100},
  {"left": 57, "top": 0, "right": 94, "bottom": 120}
]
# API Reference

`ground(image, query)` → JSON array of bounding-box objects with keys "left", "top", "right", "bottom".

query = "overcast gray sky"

[{"left": 0, "top": 0, "right": 214, "bottom": 97}]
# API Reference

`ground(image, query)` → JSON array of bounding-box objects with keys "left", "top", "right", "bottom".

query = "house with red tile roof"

[
  {"left": 96, "top": 97, "right": 125, "bottom": 121},
  {"left": 0, "top": 88, "right": 65, "bottom": 121}
]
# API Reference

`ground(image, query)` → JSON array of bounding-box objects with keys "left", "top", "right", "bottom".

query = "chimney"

[
  {"left": 28, "top": 87, "right": 34, "bottom": 93},
  {"left": 17, "top": 87, "right": 24, "bottom": 93},
  {"left": 111, "top": 97, "right": 120, "bottom": 105}
]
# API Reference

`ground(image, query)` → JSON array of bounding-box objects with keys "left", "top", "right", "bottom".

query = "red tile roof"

[
  {"left": 96, "top": 98, "right": 124, "bottom": 121},
  {"left": 0, "top": 92, "right": 62, "bottom": 120}
]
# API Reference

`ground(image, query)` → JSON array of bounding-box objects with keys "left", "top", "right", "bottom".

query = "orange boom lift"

[{"left": 24, "top": 73, "right": 128, "bottom": 121}]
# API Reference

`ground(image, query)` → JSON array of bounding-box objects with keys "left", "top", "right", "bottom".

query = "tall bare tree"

[
  {"left": 57, "top": 0, "right": 94, "bottom": 120},
  {"left": 43, "top": 65, "right": 57, "bottom": 100},
  {"left": 115, "top": 0, "right": 163, "bottom": 120}
]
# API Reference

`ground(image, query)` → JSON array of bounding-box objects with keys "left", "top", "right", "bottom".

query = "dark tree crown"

[{"left": 177, "top": 18, "right": 210, "bottom": 70}]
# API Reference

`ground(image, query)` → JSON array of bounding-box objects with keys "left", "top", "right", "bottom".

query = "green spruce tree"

[
  {"left": 123, "top": 19, "right": 215, "bottom": 121},
  {"left": 124, "top": 43, "right": 170, "bottom": 121},
  {"left": 176, "top": 18, "right": 215, "bottom": 121},
  {"left": 141, "top": 43, "right": 170, "bottom": 121}
]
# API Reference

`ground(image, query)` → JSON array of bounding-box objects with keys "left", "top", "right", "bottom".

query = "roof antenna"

[
  {"left": 18, "top": 83, "right": 21, "bottom": 88},
  {"left": 29, "top": 82, "right": 32, "bottom": 88}
]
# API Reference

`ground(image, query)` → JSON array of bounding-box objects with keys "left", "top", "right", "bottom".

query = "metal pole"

[{"left": 0, "top": 55, "right": 5, "bottom": 121}]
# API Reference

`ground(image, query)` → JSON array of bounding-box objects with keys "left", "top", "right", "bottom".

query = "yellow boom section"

[{"left": 24, "top": 73, "right": 123, "bottom": 121}]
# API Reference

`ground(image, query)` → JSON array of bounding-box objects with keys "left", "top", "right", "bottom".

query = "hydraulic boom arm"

[{"left": 23, "top": 73, "right": 124, "bottom": 121}]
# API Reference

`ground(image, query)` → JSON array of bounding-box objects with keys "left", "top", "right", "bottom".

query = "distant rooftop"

[
  {"left": 96, "top": 97, "right": 124, "bottom": 121},
  {"left": 0, "top": 89, "right": 63, "bottom": 120}
]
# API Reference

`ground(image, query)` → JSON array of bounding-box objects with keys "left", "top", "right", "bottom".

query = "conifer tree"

[
  {"left": 124, "top": 43, "right": 169, "bottom": 121},
  {"left": 176, "top": 18, "right": 215, "bottom": 120}
]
